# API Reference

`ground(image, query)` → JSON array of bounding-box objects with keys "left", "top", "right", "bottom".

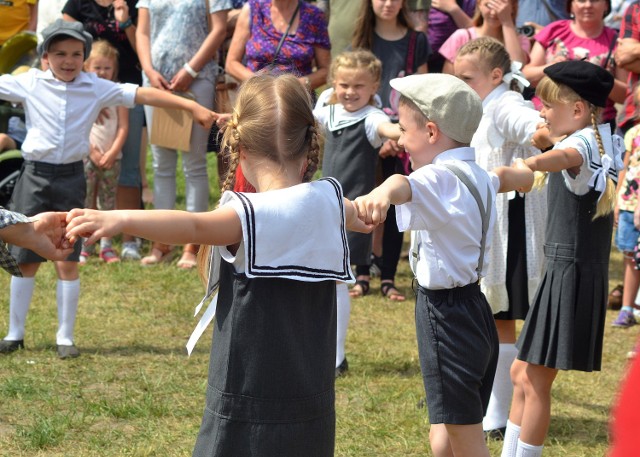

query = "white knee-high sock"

[
  {"left": 501, "top": 420, "right": 521, "bottom": 457},
  {"left": 56, "top": 279, "right": 80, "bottom": 346},
  {"left": 6, "top": 276, "right": 36, "bottom": 341},
  {"left": 515, "top": 439, "right": 543, "bottom": 457},
  {"left": 484, "top": 343, "right": 518, "bottom": 430},
  {"left": 336, "top": 282, "right": 350, "bottom": 367}
]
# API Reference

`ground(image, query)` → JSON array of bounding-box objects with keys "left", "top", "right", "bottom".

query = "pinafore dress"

[
  {"left": 190, "top": 178, "right": 354, "bottom": 457},
  {"left": 322, "top": 106, "right": 379, "bottom": 265},
  {"left": 517, "top": 171, "right": 612, "bottom": 372}
]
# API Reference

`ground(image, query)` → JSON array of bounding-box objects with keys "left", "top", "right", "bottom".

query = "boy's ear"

[{"left": 426, "top": 121, "right": 439, "bottom": 143}]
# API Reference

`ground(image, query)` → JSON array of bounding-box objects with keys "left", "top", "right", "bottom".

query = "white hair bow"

[{"left": 503, "top": 61, "right": 530, "bottom": 92}]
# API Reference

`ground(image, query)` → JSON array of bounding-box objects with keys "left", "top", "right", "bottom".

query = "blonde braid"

[
  {"left": 303, "top": 124, "right": 320, "bottom": 182},
  {"left": 591, "top": 109, "right": 616, "bottom": 219},
  {"left": 198, "top": 114, "right": 241, "bottom": 283}
]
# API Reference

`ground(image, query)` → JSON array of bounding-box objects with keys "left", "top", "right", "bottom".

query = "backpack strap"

[{"left": 443, "top": 163, "right": 492, "bottom": 282}]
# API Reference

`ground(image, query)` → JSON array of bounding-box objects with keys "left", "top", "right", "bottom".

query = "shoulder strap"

[
  {"left": 405, "top": 30, "right": 418, "bottom": 76},
  {"left": 443, "top": 163, "right": 493, "bottom": 282},
  {"left": 603, "top": 30, "right": 618, "bottom": 70},
  {"left": 273, "top": 1, "right": 301, "bottom": 61}
]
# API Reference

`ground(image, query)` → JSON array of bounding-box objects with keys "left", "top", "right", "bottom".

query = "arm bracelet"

[{"left": 183, "top": 62, "right": 199, "bottom": 78}]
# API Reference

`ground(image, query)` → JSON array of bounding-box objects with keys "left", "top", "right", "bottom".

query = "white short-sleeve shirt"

[{"left": 396, "top": 147, "right": 500, "bottom": 290}]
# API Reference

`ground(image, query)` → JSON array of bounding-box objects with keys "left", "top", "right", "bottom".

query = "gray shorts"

[
  {"left": 415, "top": 283, "right": 498, "bottom": 425},
  {"left": 9, "top": 160, "right": 85, "bottom": 263}
]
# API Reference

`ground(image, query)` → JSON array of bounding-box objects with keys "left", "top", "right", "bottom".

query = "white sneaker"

[
  {"left": 633, "top": 308, "right": 640, "bottom": 320},
  {"left": 121, "top": 242, "right": 141, "bottom": 260}
]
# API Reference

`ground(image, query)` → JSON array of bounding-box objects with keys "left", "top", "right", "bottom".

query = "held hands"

[
  {"left": 191, "top": 104, "right": 218, "bottom": 130},
  {"left": 169, "top": 68, "right": 194, "bottom": 93},
  {"left": 26, "top": 212, "right": 75, "bottom": 261},
  {"left": 353, "top": 190, "right": 391, "bottom": 227},
  {"left": 511, "top": 158, "right": 534, "bottom": 193},
  {"left": 65, "top": 209, "right": 124, "bottom": 246}
]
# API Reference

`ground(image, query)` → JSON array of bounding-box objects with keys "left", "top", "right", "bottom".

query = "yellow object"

[
  {"left": 0, "top": 0, "right": 37, "bottom": 46},
  {"left": 0, "top": 31, "right": 37, "bottom": 75}
]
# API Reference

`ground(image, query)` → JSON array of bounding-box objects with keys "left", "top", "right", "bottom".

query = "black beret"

[{"left": 543, "top": 60, "right": 614, "bottom": 108}]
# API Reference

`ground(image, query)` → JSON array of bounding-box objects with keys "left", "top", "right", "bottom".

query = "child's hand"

[
  {"left": 344, "top": 199, "right": 376, "bottom": 233},
  {"left": 379, "top": 139, "right": 403, "bottom": 158},
  {"left": 512, "top": 159, "right": 534, "bottom": 193},
  {"left": 65, "top": 209, "right": 124, "bottom": 246},
  {"left": 353, "top": 192, "right": 391, "bottom": 226},
  {"left": 89, "top": 144, "right": 103, "bottom": 166},
  {"left": 531, "top": 125, "right": 554, "bottom": 151},
  {"left": 216, "top": 112, "right": 232, "bottom": 129},
  {"left": 192, "top": 105, "right": 218, "bottom": 130},
  {"left": 98, "top": 149, "right": 118, "bottom": 170}
]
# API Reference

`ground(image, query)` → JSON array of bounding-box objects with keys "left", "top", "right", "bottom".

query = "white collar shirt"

[
  {"left": 0, "top": 69, "right": 137, "bottom": 164},
  {"left": 396, "top": 147, "right": 500, "bottom": 290}
]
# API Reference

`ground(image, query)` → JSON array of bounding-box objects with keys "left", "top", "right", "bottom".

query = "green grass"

[{"left": 0, "top": 153, "right": 638, "bottom": 455}]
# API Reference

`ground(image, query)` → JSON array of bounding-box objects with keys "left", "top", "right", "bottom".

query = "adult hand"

[
  {"left": 379, "top": 139, "right": 403, "bottom": 158},
  {"left": 431, "top": 0, "right": 458, "bottom": 14},
  {"left": 615, "top": 38, "right": 640, "bottom": 68},
  {"left": 29, "top": 212, "right": 75, "bottom": 260},
  {"left": 169, "top": 68, "right": 195, "bottom": 93},
  {"left": 146, "top": 69, "right": 171, "bottom": 91},
  {"left": 113, "top": 0, "right": 130, "bottom": 23}
]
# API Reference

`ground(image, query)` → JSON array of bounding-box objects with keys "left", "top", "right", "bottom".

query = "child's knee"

[{"left": 429, "top": 424, "right": 452, "bottom": 457}]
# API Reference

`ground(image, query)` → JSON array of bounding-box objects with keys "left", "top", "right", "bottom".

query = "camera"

[{"left": 517, "top": 25, "right": 535, "bottom": 37}]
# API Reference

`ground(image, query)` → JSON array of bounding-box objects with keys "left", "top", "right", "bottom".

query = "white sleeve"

[
  {"left": 0, "top": 73, "right": 29, "bottom": 104},
  {"left": 396, "top": 168, "right": 454, "bottom": 232},
  {"left": 96, "top": 78, "right": 138, "bottom": 109},
  {"left": 493, "top": 92, "right": 540, "bottom": 145},
  {"left": 364, "top": 111, "right": 391, "bottom": 148}
]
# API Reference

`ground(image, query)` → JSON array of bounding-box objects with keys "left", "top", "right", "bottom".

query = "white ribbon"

[
  {"left": 503, "top": 61, "right": 530, "bottom": 92},
  {"left": 588, "top": 153, "right": 613, "bottom": 201}
]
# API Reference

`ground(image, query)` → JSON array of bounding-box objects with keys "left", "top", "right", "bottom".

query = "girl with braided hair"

[
  {"left": 65, "top": 73, "right": 373, "bottom": 457},
  {"left": 501, "top": 60, "right": 624, "bottom": 457}
]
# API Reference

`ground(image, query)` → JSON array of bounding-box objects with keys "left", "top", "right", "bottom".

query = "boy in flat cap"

[
  {"left": 501, "top": 60, "right": 624, "bottom": 457},
  {"left": 0, "top": 19, "right": 216, "bottom": 359},
  {"left": 354, "top": 73, "right": 533, "bottom": 457}
]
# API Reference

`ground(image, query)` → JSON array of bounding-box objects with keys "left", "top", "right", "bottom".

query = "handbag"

[{"left": 149, "top": 92, "right": 195, "bottom": 152}]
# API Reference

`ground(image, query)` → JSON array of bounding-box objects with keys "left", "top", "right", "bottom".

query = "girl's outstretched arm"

[
  {"left": 524, "top": 147, "right": 583, "bottom": 173},
  {"left": 66, "top": 208, "right": 242, "bottom": 247},
  {"left": 377, "top": 122, "right": 401, "bottom": 142}
]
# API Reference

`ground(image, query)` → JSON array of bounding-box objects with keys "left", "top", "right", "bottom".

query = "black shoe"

[
  {"left": 484, "top": 427, "right": 506, "bottom": 441},
  {"left": 335, "top": 358, "right": 349, "bottom": 378},
  {"left": 57, "top": 344, "right": 80, "bottom": 359},
  {"left": 0, "top": 339, "right": 24, "bottom": 354}
]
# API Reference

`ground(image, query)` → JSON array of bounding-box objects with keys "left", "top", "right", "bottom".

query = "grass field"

[{"left": 0, "top": 155, "right": 638, "bottom": 456}]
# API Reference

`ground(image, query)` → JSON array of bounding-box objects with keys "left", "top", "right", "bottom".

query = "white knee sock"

[
  {"left": 336, "top": 282, "right": 350, "bottom": 367},
  {"left": 501, "top": 420, "right": 521, "bottom": 457},
  {"left": 484, "top": 343, "right": 518, "bottom": 430},
  {"left": 56, "top": 279, "right": 80, "bottom": 346},
  {"left": 6, "top": 276, "right": 36, "bottom": 341},
  {"left": 515, "top": 439, "right": 543, "bottom": 457}
]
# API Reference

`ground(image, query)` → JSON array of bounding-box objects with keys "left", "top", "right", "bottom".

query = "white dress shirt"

[
  {"left": 0, "top": 69, "right": 137, "bottom": 164},
  {"left": 396, "top": 147, "right": 500, "bottom": 290}
]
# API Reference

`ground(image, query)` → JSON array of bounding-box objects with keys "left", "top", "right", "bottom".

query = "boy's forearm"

[
  {"left": 494, "top": 166, "right": 533, "bottom": 193},
  {"left": 378, "top": 174, "right": 412, "bottom": 206},
  {"left": 134, "top": 87, "right": 196, "bottom": 111}
]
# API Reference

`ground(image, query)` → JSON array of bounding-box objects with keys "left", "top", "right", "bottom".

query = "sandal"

[
  {"left": 99, "top": 247, "right": 120, "bottom": 264},
  {"left": 380, "top": 281, "right": 406, "bottom": 302},
  {"left": 141, "top": 244, "right": 173, "bottom": 266},
  {"left": 608, "top": 284, "right": 623, "bottom": 310},
  {"left": 349, "top": 279, "right": 370, "bottom": 298},
  {"left": 177, "top": 244, "right": 199, "bottom": 270}
]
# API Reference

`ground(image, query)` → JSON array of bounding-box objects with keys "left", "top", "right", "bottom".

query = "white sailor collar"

[
  {"left": 325, "top": 103, "right": 384, "bottom": 132},
  {"left": 186, "top": 177, "right": 355, "bottom": 354}
]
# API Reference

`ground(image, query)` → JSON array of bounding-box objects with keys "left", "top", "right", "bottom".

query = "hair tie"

[{"left": 503, "top": 61, "right": 530, "bottom": 92}]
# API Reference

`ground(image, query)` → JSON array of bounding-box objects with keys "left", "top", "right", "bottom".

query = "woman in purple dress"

[{"left": 225, "top": 0, "right": 331, "bottom": 91}]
